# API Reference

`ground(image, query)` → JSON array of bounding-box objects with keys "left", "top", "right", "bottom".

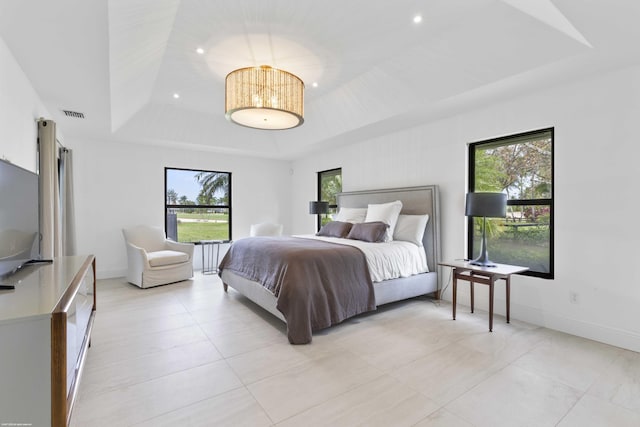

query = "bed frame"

[{"left": 221, "top": 185, "right": 442, "bottom": 323}]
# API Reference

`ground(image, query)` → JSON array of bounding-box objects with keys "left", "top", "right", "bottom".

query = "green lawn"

[
  {"left": 472, "top": 224, "right": 550, "bottom": 273},
  {"left": 177, "top": 212, "right": 228, "bottom": 221},
  {"left": 175, "top": 213, "right": 229, "bottom": 242},
  {"left": 489, "top": 239, "right": 550, "bottom": 272}
]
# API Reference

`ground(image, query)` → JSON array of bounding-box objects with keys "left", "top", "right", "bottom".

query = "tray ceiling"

[{"left": 1, "top": 0, "right": 639, "bottom": 159}]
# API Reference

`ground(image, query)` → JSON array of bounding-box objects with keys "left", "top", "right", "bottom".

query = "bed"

[{"left": 219, "top": 185, "right": 441, "bottom": 343}]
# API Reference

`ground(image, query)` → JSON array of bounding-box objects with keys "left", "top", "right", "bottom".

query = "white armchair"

[{"left": 122, "top": 225, "right": 194, "bottom": 288}]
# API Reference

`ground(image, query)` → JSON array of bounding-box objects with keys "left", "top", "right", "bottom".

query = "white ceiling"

[{"left": 1, "top": 0, "right": 639, "bottom": 159}]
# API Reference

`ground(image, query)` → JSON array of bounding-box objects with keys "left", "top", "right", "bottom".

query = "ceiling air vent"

[{"left": 62, "top": 110, "right": 85, "bottom": 119}]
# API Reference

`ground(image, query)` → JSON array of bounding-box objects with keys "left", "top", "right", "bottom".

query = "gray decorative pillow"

[
  {"left": 346, "top": 221, "right": 389, "bottom": 243},
  {"left": 316, "top": 221, "right": 353, "bottom": 238}
]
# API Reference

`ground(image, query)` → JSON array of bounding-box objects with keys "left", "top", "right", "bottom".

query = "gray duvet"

[{"left": 218, "top": 236, "right": 376, "bottom": 344}]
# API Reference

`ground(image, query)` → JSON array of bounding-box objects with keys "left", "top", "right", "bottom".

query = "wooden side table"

[{"left": 439, "top": 261, "right": 529, "bottom": 331}]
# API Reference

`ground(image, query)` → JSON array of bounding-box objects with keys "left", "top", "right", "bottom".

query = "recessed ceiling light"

[
  {"left": 196, "top": 47, "right": 204, "bottom": 55},
  {"left": 413, "top": 15, "right": 423, "bottom": 24},
  {"left": 312, "top": 82, "right": 318, "bottom": 88},
  {"left": 173, "top": 93, "right": 180, "bottom": 99}
]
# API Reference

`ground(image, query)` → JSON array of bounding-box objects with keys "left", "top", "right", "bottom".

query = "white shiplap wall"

[
  {"left": 68, "top": 137, "right": 293, "bottom": 278},
  {"left": 0, "top": 37, "right": 49, "bottom": 171},
  {"left": 291, "top": 63, "right": 640, "bottom": 352},
  {"left": 3, "top": 28, "right": 640, "bottom": 352}
]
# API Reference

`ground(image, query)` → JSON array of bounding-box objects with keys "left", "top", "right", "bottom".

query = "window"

[
  {"left": 165, "top": 167, "right": 232, "bottom": 243},
  {"left": 468, "top": 128, "right": 553, "bottom": 279},
  {"left": 317, "top": 168, "right": 342, "bottom": 230}
]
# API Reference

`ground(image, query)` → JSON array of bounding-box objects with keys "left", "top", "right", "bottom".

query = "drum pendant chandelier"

[{"left": 225, "top": 65, "right": 304, "bottom": 130}]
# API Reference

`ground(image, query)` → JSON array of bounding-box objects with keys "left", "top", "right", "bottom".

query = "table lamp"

[
  {"left": 465, "top": 192, "right": 507, "bottom": 267},
  {"left": 309, "top": 201, "right": 329, "bottom": 231},
  {"left": 308, "top": 201, "right": 329, "bottom": 215}
]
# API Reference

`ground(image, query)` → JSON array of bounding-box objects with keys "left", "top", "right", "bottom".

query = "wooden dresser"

[{"left": 0, "top": 255, "right": 96, "bottom": 426}]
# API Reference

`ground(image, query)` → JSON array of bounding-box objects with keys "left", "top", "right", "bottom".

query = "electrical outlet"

[{"left": 569, "top": 291, "right": 579, "bottom": 304}]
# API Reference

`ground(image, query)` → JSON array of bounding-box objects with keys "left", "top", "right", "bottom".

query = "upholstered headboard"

[{"left": 336, "top": 185, "right": 441, "bottom": 278}]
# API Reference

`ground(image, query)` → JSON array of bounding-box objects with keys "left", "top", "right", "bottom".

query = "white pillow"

[
  {"left": 334, "top": 207, "right": 367, "bottom": 223},
  {"left": 393, "top": 214, "right": 429, "bottom": 246},
  {"left": 364, "top": 200, "right": 403, "bottom": 241}
]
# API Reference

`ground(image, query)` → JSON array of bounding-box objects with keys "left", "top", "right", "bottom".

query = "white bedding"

[{"left": 296, "top": 235, "right": 428, "bottom": 282}]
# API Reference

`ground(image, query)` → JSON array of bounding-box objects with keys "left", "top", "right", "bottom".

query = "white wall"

[
  {"left": 66, "top": 137, "right": 292, "bottom": 278},
  {"left": 4, "top": 30, "right": 640, "bottom": 352},
  {"left": 0, "top": 37, "right": 49, "bottom": 170},
  {"left": 1, "top": 35, "right": 292, "bottom": 281},
  {"left": 292, "top": 63, "right": 640, "bottom": 353}
]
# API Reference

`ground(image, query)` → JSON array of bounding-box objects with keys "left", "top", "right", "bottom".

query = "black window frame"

[
  {"left": 316, "top": 167, "right": 342, "bottom": 231},
  {"left": 468, "top": 128, "right": 554, "bottom": 279},
  {"left": 164, "top": 167, "right": 232, "bottom": 244}
]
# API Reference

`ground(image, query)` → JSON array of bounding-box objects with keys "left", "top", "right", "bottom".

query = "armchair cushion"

[{"left": 147, "top": 250, "right": 190, "bottom": 267}]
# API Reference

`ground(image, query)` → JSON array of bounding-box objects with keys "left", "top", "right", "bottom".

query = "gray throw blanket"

[{"left": 218, "top": 236, "right": 375, "bottom": 344}]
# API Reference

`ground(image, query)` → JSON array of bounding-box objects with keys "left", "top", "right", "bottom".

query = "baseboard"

[
  {"left": 96, "top": 268, "right": 127, "bottom": 280},
  {"left": 513, "top": 302, "right": 640, "bottom": 353},
  {"left": 449, "top": 293, "right": 640, "bottom": 353}
]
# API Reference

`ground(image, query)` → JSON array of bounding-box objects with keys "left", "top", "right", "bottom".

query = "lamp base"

[
  {"left": 471, "top": 216, "right": 498, "bottom": 267},
  {"left": 469, "top": 259, "right": 497, "bottom": 268}
]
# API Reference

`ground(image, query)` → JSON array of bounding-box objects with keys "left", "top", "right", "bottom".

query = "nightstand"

[{"left": 439, "top": 260, "right": 529, "bottom": 331}]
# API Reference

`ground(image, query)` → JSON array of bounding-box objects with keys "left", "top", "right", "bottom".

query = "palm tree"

[
  {"left": 166, "top": 188, "right": 178, "bottom": 204},
  {"left": 195, "top": 172, "right": 229, "bottom": 205}
]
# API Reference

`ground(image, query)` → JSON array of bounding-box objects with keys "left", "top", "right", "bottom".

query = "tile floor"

[{"left": 71, "top": 274, "right": 640, "bottom": 426}]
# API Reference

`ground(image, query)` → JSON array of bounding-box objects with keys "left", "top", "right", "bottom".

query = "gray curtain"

[
  {"left": 38, "top": 119, "right": 59, "bottom": 259},
  {"left": 59, "top": 147, "right": 76, "bottom": 255},
  {"left": 38, "top": 119, "right": 76, "bottom": 258}
]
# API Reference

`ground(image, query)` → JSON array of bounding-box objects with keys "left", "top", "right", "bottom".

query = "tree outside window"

[
  {"left": 317, "top": 168, "right": 342, "bottom": 230},
  {"left": 468, "top": 128, "right": 553, "bottom": 278},
  {"left": 165, "top": 168, "right": 232, "bottom": 243}
]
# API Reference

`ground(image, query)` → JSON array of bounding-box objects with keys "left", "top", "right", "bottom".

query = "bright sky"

[{"left": 166, "top": 169, "right": 201, "bottom": 201}]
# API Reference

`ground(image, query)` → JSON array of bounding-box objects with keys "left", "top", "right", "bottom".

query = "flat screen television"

[{"left": 0, "top": 158, "right": 40, "bottom": 278}]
